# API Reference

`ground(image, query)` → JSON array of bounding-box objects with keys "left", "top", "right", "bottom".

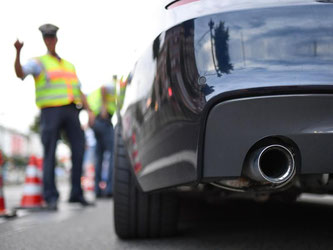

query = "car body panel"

[
  {"left": 204, "top": 94, "right": 333, "bottom": 178},
  {"left": 120, "top": 1, "right": 333, "bottom": 191}
]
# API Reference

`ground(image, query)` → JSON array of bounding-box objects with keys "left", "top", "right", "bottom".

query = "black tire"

[{"left": 113, "top": 125, "right": 179, "bottom": 239}]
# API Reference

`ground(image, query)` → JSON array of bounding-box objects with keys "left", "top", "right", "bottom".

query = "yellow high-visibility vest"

[
  {"left": 87, "top": 84, "right": 117, "bottom": 116},
  {"left": 33, "top": 54, "right": 81, "bottom": 108}
]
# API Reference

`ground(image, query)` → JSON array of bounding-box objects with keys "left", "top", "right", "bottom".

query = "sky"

[{"left": 0, "top": 0, "right": 162, "bottom": 133}]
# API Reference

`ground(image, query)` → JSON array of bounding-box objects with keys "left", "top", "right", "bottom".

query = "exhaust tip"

[{"left": 257, "top": 145, "right": 295, "bottom": 184}]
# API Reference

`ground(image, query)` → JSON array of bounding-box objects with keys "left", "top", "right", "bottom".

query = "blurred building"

[
  {"left": 0, "top": 125, "right": 72, "bottom": 159},
  {"left": 0, "top": 125, "right": 33, "bottom": 157},
  {"left": 0, "top": 126, "right": 46, "bottom": 158}
]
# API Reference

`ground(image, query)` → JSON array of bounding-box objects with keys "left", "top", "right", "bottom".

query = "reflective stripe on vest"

[{"left": 33, "top": 54, "right": 81, "bottom": 108}]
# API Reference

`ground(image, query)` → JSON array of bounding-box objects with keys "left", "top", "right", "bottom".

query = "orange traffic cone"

[
  {"left": 82, "top": 163, "right": 95, "bottom": 192},
  {"left": 37, "top": 157, "right": 43, "bottom": 172},
  {"left": 0, "top": 166, "right": 6, "bottom": 216},
  {"left": 18, "top": 156, "right": 44, "bottom": 209},
  {"left": 0, "top": 155, "right": 16, "bottom": 218}
]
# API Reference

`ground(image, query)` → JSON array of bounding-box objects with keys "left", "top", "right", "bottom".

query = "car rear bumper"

[{"left": 203, "top": 92, "right": 333, "bottom": 180}]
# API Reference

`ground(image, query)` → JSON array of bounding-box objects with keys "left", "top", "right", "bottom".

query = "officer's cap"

[{"left": 39, "top": 24, "right": 59, "bottom": 37}]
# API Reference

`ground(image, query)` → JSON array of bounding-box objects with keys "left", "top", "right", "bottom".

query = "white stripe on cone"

[
  {"left": 25, "top": 166, "right": 43, "bottom": 178},
  {"left": 23, "top": 184, "right": 42, "bottom": 195}
]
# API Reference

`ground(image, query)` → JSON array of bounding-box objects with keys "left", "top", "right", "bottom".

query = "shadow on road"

[{"left": 117, "top": 194, "right": 333, "bottom": 249}]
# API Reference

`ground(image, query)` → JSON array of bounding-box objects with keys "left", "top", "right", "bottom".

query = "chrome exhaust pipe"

[{"left": 244, "top": 144, "right": 295, "bottom": 184}]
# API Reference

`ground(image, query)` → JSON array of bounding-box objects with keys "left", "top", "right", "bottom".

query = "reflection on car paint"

[{"left": 121, "top": 3, "right": 333, "bottom": 191}]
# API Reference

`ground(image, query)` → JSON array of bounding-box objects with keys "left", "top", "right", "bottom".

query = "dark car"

[{"left": 113, "top": 0, "right": 333, "bottom": 238}]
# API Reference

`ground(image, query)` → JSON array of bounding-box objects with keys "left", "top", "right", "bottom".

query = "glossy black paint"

[
  {"left": 194, "top": 4, "right": 333, "bottom": 99},
  {"left": 120, "top": 2, "right": 333, "bottom": 191},
  {"left": 204, "top": 94, "right": 333, "bottom": 178}
]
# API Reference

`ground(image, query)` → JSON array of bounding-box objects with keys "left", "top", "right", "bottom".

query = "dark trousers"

[
  {"left": 40, "top": 104, "right": 85, "bottom": 203},
  {"left": 92, "top": 116, "right": 114, "bottom": 195}
]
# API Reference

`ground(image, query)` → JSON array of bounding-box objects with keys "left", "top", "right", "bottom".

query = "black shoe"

[
  {"left": 68, "top": 197, "right": 94, "bottom": 206},
  {"left": 45, "top": 201, "right": 58, "bottom": 211}
]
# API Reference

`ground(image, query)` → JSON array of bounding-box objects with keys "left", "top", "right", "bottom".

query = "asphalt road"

[{"left": 1, "top": 183, "right": 333, "bottom": 250}]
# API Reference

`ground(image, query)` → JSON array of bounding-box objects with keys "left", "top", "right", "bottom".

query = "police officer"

[
  {"left": 87, "top": 76, "right": 117, "bottom": 197},
  {"left": 14, "top": 24, "right": 94, "bottom": 210}
]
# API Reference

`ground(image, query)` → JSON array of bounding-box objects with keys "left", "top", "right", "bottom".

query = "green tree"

[{"left": 29, "top": 114, "right": 40, "bottom": 134}]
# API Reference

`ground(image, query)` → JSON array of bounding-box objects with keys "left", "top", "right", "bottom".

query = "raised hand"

[{"left": 14, "top": 39, "right": 24, "bottom": 51}]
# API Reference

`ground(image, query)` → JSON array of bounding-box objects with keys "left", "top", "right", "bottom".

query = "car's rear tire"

[{"left": 113, "top": 125, "right": 179, "bottom": 238}]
